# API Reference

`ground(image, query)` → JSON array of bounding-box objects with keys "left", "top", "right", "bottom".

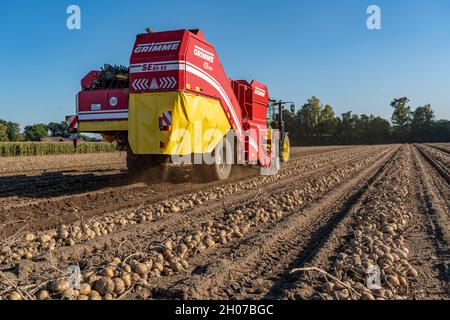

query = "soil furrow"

[
  {"left": 408, "top": 146, "right": 450, "bottom": 298},
  {"left": 0, "top": 148, "right": 386, "bottom": 299},
  {"left": 415, "top": 145, "right": 450, "bottom": 184},
  {"left": 0, "top": 147, "right": 378, "bottom": 270},
  {"left": 147, "top": 146, "right": 398, "bottom": 299},
  {"left": 0, "top": 147, "right": 373, "bottom": 238}
]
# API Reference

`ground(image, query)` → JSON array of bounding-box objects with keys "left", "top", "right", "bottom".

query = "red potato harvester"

[{"left": 67, "top": 28, "right": 293, "bottom": 181}]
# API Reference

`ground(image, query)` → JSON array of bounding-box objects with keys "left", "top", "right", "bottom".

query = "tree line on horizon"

[
  {"left": 0, "top": 120, "right": 100, "bottom": 142},
  {"left": 1, "top": 96, "right": 449, "bottom": 145},
  {"left": 283, "top": 96, "right": 450, "bottom": 146}
]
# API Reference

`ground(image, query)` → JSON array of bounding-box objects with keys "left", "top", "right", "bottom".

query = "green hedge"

[{"left": 0, "top": 142, "right": 117, "bottom": 157}]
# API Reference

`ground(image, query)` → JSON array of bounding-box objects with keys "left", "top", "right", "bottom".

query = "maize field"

[{"left": 0, "top": 142, "right": 116, "bottom": 157}]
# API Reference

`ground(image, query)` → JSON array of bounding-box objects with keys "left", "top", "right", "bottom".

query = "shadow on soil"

[{"left": 0, "top": 171, "right": 133, "bottom": 199}]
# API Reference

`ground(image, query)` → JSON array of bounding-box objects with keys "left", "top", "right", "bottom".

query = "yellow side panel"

[
  {"left": 128, "top": 92, "right": 231, "bottom": 155},
  {"left": 79, "top": 120, "right": 128, "bottom": 132}
]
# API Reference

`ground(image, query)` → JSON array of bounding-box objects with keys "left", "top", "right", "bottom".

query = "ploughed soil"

[{"left": 0, "top": 144, "right": 448, "bottom": 300}]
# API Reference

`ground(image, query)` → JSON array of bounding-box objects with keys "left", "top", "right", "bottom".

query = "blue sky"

[{"left": 0, "top": 0, "right": 449, "bottom": 128}]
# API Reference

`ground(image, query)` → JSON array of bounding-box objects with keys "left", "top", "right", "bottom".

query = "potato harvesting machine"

[{"left": 67, "top": 28, "right": 292, "bottom": 181}]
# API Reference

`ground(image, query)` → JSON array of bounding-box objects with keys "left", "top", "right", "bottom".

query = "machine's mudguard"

[{"left": 128, "top": 92, "right": 231, "bottom": 155}]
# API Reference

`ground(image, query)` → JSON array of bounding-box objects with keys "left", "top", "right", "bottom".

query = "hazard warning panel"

[
  {"left": 65, "top": 115, "right": 78, "bottom": 132},
  {"left": 131, "top": 77, "right": 178, "bottom": 91},
  {"left": 159, "top": 111, "right": 172, "bottom": 131}
]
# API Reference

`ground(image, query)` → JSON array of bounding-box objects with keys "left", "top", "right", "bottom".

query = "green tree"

[
  {"left": 0, "top": 120, "right": 21, "bottom": 141},
  {"left": 432, "top": 120, "right": 450, "bottom": 142},
  {"left": 335, "top": 111, "right": 357, "bottom": 145},
  {"left": 0, "top": 123, "right": 8, "bottom": 142},
  {"left": 411, "top": 104, "right": 434, "bottom": 142},
  {"left": 23, "top": 124, "right": 48, "bottom": 141},
  {"left": 390, "top": 97, "right": 412, "bottom": 143},
  {"left": 7, "top": 122, "right": 21, "bottom": 141},
  {"left": 298, "top": 96, "right": 322, "bottom": 145},
  {"left": 47, "top": 121, "right": 70, "bottom": 138},
  {"left": 277, "top": 96, "right": 447, "bottom": 146},
  {"left": 369, "top": 116, "right": 391, "bottom": 144},
  {"left": 318, "top": 105, "right": 339, "bottom": 145}
]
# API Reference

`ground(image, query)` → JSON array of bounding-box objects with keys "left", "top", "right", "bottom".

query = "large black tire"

[{"left": 195, "top": 138, "right": 233, "bottom": 182}]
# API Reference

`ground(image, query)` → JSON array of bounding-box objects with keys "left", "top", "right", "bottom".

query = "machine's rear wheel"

[
  {"left": 281, "top": 135, "right": 291, "bottom": 162},
  {"left": 196, "top": 138, "right": 233, "bottom": 182}
]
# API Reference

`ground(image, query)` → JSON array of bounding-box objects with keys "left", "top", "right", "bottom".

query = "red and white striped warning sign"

[
  {"left": 159, "top": 111, "right": 172, "bottom": 131},
  {"left": 65, "top": 115, "right": 78, "bottom": 131},
  {"left": 161, "top": 111, "right": 172, "bottom": 127}
]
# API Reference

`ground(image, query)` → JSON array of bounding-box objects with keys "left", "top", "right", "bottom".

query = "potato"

[
  {"left": 24, "top": 233, "right": 35, "bottom": 242},
  {"left": 360, "top": 292, "right": 375, "bottom": 300},
  {"left": 86, "top": 274, "right": 99, "bottom": 285},
  {"left": 122, "top": 264, "right": 132, "bottom": 273},
  {"left": 174, "top": 244, "right": 188, "bottom": 258},
  {"left": 163, "top": 267, "right": 173, "bottom": 276},
  {"left": 335, "top": 289, "right": 349, "bottom": 300},
  {"left": 101, "top": 267, "right": 115, "bottom": 278},
  {"left": 407, "top": 267, "right": 418, "bottom": 278},
  {"left": 83, "top": 271, "right": 95, "bottom": 281},
  {"left": 203, "top": 238, "right": 215, "bottom": 248},
  {"left": 104, "top": 293, "right": 114, "bottom": 300},
  {"left": 153, "top": 262, "right": 164, "bottom": 273},
  {"left": 322, "top": 282, "right": 334, "bottom": 293},
  {"left": 170, "top": 261, "right": 183, "bottom": 273},
  {"left": 180, "top": 259, "right": 189, "bottom": 270},
  {"left": 133, "top": 263, "right": 148, "bottom": 276},
  {"left": 88, "top": 290, "right": 102, "bottom": 300},
  {"left": 94, "top": 277, "right": 115, "bottom": 296},
  {"left": 113, "top": 278, "right": 125, "bottom": 294},
  {"left": 24, "top": 252, "right": 33, "bottom": 260},
  {"left": 398, "top": 276, "right": 408, "bottom": 286},
  {"left": 79, "top": 283, "right": 91, "bottom": 296},
  {"left": 382, "top": 225, "right": 395, "bottom": 236},
  {"left": 40, "top": 235, "right": 52, "bottom": 243},
  {"left": 8, "top": 291, "right": 22, "bottom": 300},
  {"left": 386, "top": 275, "right": 400, "bottom": 287},
  {"left": 1, "top": 246, "right": 11, "bottom": 255},
  {"left": 121, "top": 274, "right": 131, "bottom": 288},
  {"left": 37, "top": 290, "right": 50, "bottom": 300},
  {"left": 384, "top": 253, "right": 394, "bottom": 263},
  {"left": 170, "top": 206, "right": 181, "bottom": 213},
  {"left": 163, "top": 240, "right": 174, "bottom": 251},
  {"left": 57, "top": 229, "right": 69, "bottom": 240},
  {"left": 143, "top": 259, "right": 153, "bottom": 271},
  {"left": 52, "top": 280, "right": 69, "bottom": 293},
  {"left": 131, "top": 273, "right": 141, "bottom": 282},
  {"left": 403, "top": 247, "right": 410, "bottom": 256},
  {"left": 62, "top": 288, "right": 77, "bottom": 300}
]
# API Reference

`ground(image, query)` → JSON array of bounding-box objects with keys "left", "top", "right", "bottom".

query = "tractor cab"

[{"left": 267, "top": 99, "right": 295, "bottom": 162}]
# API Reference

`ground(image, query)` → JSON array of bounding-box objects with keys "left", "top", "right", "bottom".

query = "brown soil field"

[{"left": 0, "top": 144, "right": 448, "bottom": 300}]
